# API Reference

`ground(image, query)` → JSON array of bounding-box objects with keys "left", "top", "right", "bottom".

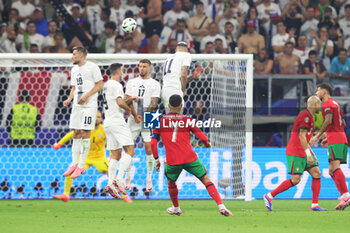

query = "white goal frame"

[{"left": 0, "top": 53, "right": 253, "bottom": 201}]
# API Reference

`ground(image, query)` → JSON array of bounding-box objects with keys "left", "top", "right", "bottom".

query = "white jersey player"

[
  {"left": 125, "top": 59, "right": 161, "bottom": 193},
  {"left": 161, "top": 41, "right": 202, "bottom": 112},
  {"left": 63, "top": 46, "right": 103, "bottom": 179},
  {"left": 103, "top": 63, "right": 136, "bottom": 198}
]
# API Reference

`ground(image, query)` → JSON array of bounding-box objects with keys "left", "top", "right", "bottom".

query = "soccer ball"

[{"left": 122, "top": 18, "right": 137, "bottom": 33}]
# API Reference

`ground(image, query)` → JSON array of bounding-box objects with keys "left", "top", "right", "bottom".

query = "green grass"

[{"left": 1, "top": 199, "right": 350, "bottom": 233}]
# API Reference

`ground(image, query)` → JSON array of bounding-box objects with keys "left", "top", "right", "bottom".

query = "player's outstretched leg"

[
  {"left": 62, "top": 137, "right": 82, "bottom": 176},
  {"left": 308, "top": 167, "right": 328, "bottom": 211},
  {"left": 115, "top": 146, "right": 135, "bottom": 195},
  {"left": 71, "top": 134, "right": 90, "bottom": 178},
  {"left": 264, "top": 177, "right": 297, "bottom": 211},
  {"left": 105, "top": 158, "right": 121, "bottom": 199},
  {"left": 199, "top": 174, "right": 233, "bottom": 216},
  {"left": 166, "top": 179, "right": 182, "bottom": 216}
]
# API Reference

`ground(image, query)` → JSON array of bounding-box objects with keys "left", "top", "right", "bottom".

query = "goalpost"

[{"left": 0, "top": 53, "right": 253, "bottom": 201}]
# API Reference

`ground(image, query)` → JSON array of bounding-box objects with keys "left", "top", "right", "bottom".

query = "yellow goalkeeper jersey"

[{"left": 58, "top": 124, "right": 106, "bottom": 159}]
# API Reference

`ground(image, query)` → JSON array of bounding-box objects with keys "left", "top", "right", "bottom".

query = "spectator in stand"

[
  {"left": 125, "top": 0, "right": 141, "bottom": 16},
  {"left": 42, "top": 20, "right": 67, "bottom": 49},
  {"left": 345, "top": 37, "right": 350, "bottom": 53},
  {"left": 206, "top": 0, "right": 228, "bottom": 22},
  {"left": 183, "top": 0, "right": 195, "bottom": 17},
  {"left": 68, "top": 21, "right": 93, "bottom": 50},
  {"left": 32, "top": 7, "right": 49, "bottom": 36},
  {"left": 6, "top": 90, "right": 41, "bottom": 147},
  {"left": 11, "top": 0, "right": 35, "bottom": 21},
  {"left": 99, "top": 22, "right": 116, "bottom": 53},
  {"left": 244, "top": 7, "right": 266, "bottom": 38},
  {"left": 16, "top": 21, "right": 44, "bottom": 53},
  {"left": 7, "top": 8, "right": 24, "bottom": 34},
  {"left": 163, "top": 0, "right": 189, "bottom": 29},
  {"left": 95, "top": 8, "right": 111, "bottom": 47},
  {"left": 45, "top": 32, "right": 70, "bottom": 53},
  {"left": 110, "top": 0, "right": 125, "bottom": 33},
  {"left": 237, "top": 21, "right": 265, "bottom": 55},
  {"left": 271, "top": 21, "right": 295, "bottom": 58},
  {"left": 256, "top": 0, "right": 281, "bottom": 35},
  {"left": 328, "top": 24, "right": 344, "bottom": 60},
  {"left": 120, "top": 36, "right": 137, "bottom": 53},
  {"left": 223, "top": 22, "right": 237, "bottom": 54},
  {"left": 29, "top": 43, "right": 39, "bottom": 53},
  {"left": 83, "top": 0, "right": 104, "bottom": 39},
  {"left": 329, "top": 48, "right": 350, "bottom": 87},
  {"left": 311, "top": 26, "right": 334, "bottom": 70},
  {"left": 274, "top": 41, "right": 301, "bottom": 74},
  {"left": 63, "top": 3, "right": 88, "bottom": 45},
  {"left": 339, "top": 4, "right": 350, "bottom": 41},
  {"left": 161, "top": 19, "right": 193, "bottom": 53},
  {"left": 216, "top": 7, "right": 242, "bottom": 38},
  {"left": 293, "top": 34, "right": 312, "bottom": 64},
  {"left": 254, "top": 48, "right": 273, "bottom": 74},
  {"left": 339, "top": 1, "right": 350, "bottom": 18},
  {"left": 315, "top": 0, "right": 337, "bottom": 19},
  {"left": 0, "top": 27, "right": 18, "bottom": 53},
  {"left": 317, "top": 7, "right": 337, "bottom": 29},
  {"left": 163, "top": 38, "right": 178, "bottom": 53},
  {"left": 303, "top": 50, "right": 328, "bottom": 84},
  {"left": 114, "top": 35, "right": 123, "bottom": 53},
  {"left": 281, "top": 2, "right": 305, "bottom": 37},
  {"left": 40, "top": 0, "right": 56, "bottom": 21},
  {"left": 203, "top": 41, "right": 214, "bottom": 54},
  {"left": 200, "top": 22, "right": 228, "bottom": 53},
  {"left": 214, "top": 38, "right": 226, "bottom": 54},
  {"left": 230, "top": 0, "right": 250, "bottom": 17},
  {"left": 187, "top": 1, "right": 212, "bottom": 53},
  {"left": 300, "top": 7, "right": 319, "bottom": 48},
  {"left": 139, "top": 0, "right": 163, "bottom": 53}
]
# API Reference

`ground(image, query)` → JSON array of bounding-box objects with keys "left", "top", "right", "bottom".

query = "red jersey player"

[
  {"left": 311, "top": 83, "right": 350, "bottom": 210},
  {"left": 264, "top": 96, "right": 328, "bottom": 211},
  {"left": 151, "top": 94, "right": 233, "bottom": 216}
]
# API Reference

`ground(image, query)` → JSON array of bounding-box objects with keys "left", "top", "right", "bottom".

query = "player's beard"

[
  {"left": 140, "top": 72, "right": 148, "bottom": 77},
  {"left": 73, "top": 60, "right": 79, "bottom": 65}
]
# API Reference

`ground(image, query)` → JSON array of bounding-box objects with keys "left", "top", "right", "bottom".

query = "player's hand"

[
  {"left": 321, "top": 138, "right": 328, "bottom": 147},
  {"left": 63, "top": 99, "right": 71, "bottom": 108},
  {"left": 193, "top": 65, "right": 203, "bottom": 79},
  {"left": 310, "top": 137, "right": 318, "bottom": 147},
  {"left": 78, "top": 95, "right": 88, "bottom": 105},
  {"left": 132, "top": 96, "right": 139, "bottom": 102},
  {"left": 155, "top": 160, "right": 160, "bottom": 172},
  {"left": 53, "top": 143, "right": 62, "bottom": 150},
  {"left": 135, "top": 114, "right": 143, "bottom": 123},
  {"left": 307, "top": 156, "right": 314, "bottom": 165}
]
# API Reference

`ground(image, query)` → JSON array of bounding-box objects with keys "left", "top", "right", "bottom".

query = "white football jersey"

[
  {"left": 103, "top": 80, "right": 126, "bottom": 127},
  {"left": 125, "top": 77, "right": 161, "bottom": 113},
  {"left": 162, "top": 52, "right": 192, "bottom": 91},
  {"left": 71, "top": 61, "right": 103, "bottom": 108}
]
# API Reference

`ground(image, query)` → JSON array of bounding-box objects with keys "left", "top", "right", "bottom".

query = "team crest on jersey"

[
  {"left": 305, "top": 117, "right": 309, "bottom": 123},
  {"left": 143, "top": 110, "right": 161, "bottom": 129},
  {"left": 296, "top": 167, "right": 300, "bottom": 172}
]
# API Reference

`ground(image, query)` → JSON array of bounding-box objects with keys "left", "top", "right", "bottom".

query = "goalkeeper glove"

[{"left": 53, "top": 143, "right": 62, "bottom": 150}]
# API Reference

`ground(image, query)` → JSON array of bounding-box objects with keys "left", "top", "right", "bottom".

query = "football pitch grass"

[{"left": 1, "top": 199, "right": 350, "bottom": 233}]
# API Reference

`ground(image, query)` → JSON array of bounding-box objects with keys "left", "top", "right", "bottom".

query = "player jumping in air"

[
  {"left": 124, "top": 59, "right": 161, "bottom": 193},
  {"left": 103, "top": 63, "right": 136, "bottom": 198},
  {"left": 151, "top": 94, "right": 233, "bottom": 216},
  {"left": 52, "top": 110, "right": 132, "bottom": 203},
  {"left": 311, "top": 83, "right": 350, "bottom": 210},
  {"left": 63, "top": 46, "right": 103, "bottom": 179},
  {"left": 161, "top": 41, "right": 202, "bottom": 112},
  {"left": 264, "top": 96, "right": 328, "bottom": 211}
]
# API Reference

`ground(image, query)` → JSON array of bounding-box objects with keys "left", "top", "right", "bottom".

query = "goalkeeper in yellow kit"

[{"left": 53, "top": 111, "right": 132, "bottom": 202}]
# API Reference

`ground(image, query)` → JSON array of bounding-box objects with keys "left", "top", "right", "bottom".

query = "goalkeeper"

[{"left": 53, "top": 110, "right": 131, "bottom": 203}]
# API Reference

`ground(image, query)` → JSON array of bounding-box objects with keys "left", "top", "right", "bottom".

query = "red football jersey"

[
  {"left": 322, "top": 98, "right": 348, "bottom": 145},
  {"left": 286, "top": 110, "right": 314, "bottom": 157},
  {"left": 152, "top": 113, "right": 209, "bottom": 165}
]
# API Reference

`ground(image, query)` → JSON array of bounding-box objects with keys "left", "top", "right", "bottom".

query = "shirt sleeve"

[
  {"left": 298, "top": 113, "right": 311, "bottom": 130},
  {"left": 93, "top": 64, "right": 103, "bottom": 83},
  {"left": 188, "top": 117, "right": 210, "bottom": 146},
  {"left": 152, "top": 81, "right": 161, "bottom": 98},
  {"left": 125, "top": 80, "right": 133, "bottom": 96},
  {"left": 111, "top": 83, "right": 123, "bottom": 99},
  {"left": 70, "top": 68, "right": 76, "bottom": 86},
  {"left": 182, "top": 53, "right": 192, "bottom": 67},
  {"left": 322, "top": 102, "right": 333, "bottom": 116}
]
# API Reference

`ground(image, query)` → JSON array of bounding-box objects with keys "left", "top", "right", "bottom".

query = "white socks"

[
  {"left": 125, "top": 159, "right": 133, "bottom": 180},
  {"left": 78, "top": 138, "right": 90, "bottom": 168},
  {"left": 267, "top": 193, "right": 273, "bottom": 199},
  {"left": 342, "top": 192, "right": 350, "bottom": 199},
  {"left": 146, "top": 154, "right": 155, "bottom": 182},
  {"left": 71, "top": 138, "right": 82, "bottom": 166},
  {"left": 116, "top": 153, "right": 133, "bottom": 181},
  {"left": 108, "top": 159, "right": 119, "bottom": 185},
  {"left": 218, "top": 204, "right": 225, "bottom": 210}
]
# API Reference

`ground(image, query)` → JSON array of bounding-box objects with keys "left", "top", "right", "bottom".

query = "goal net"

[{"left": 0, "top": 54, "right": 253, "bottom": 201}]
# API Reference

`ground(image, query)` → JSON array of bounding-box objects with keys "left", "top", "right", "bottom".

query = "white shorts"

[
  {"left": 69, "top": 106, "right": 97, "bottom": 130},
  {"left": 161, "top": 87, "right": 183, "bottom": 111},
  {"left": 128, "top": 116, "right": 152, "bottom": 142},
  {"left": 105, "top": 124, "right": 134, "bottom": 150}
]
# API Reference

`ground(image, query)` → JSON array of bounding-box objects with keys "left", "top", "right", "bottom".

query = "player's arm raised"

[
  {"left": 299, "top": 128, "right": 314, "bottom": 165},
  {"left": 63, "top": 86, "right": 76, "bottom": 107},
  {"left": 189, "top": 119, "right": 211, "bottom": 148},
  {"left": 151, "top": 129, "right": 161, "bottom": 171},
  {"left": 78, "top": 80, "right": 103, "bottom": 105},
  {"left": 311, "top": 113, "right": 332, "bottom": 146}
]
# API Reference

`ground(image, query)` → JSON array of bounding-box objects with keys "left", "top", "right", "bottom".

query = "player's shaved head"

[
  {"left": 176, "top": 41, "right": 188, "bottom": 52},
  {"left": 307, "top": 96, "right": 321, "bottom": 114},
  {"left": 169, "top": 94, "right": 182, "bottom": 108},
  {"left": 307, "top": 96, "right": 321, "bottom": 106}
]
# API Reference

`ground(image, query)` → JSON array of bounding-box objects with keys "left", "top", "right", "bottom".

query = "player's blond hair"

[{"left": 307, "top": 96, "right": 321, "bottom": 107}]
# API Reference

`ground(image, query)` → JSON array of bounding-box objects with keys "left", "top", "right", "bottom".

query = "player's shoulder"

[
  {"left": 296, "top": 109, "right": 311, "bottom": 121},
  {"left": 149, "top": 78, "right": 160, "bottom": 85},
  {"left": 86, "top": 61, "right": 100, "bottom": 69}
]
